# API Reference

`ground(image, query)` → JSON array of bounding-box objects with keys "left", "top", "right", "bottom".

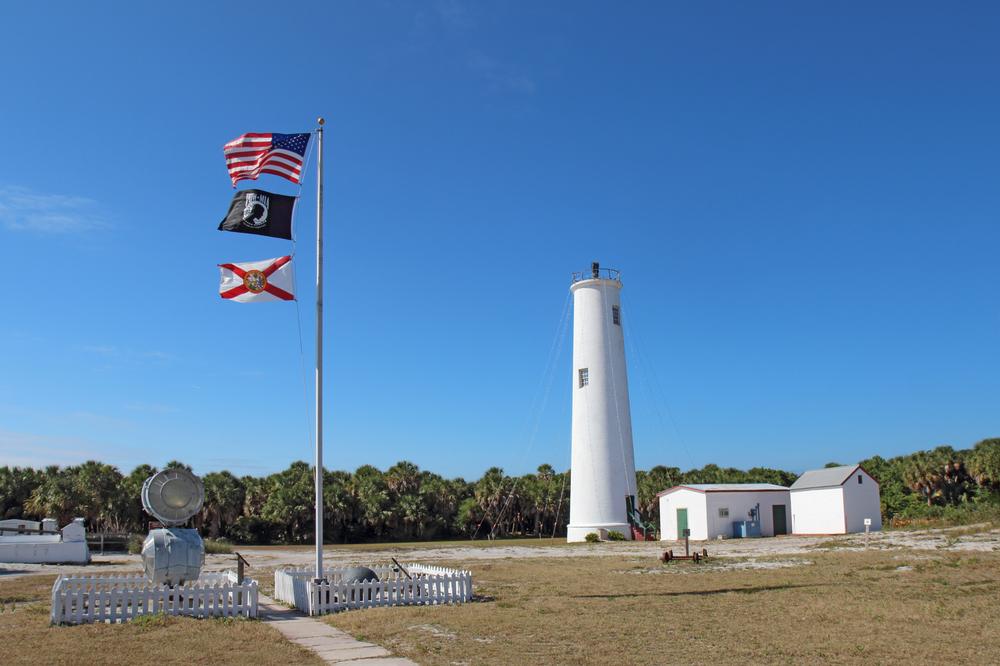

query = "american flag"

[{"left": 224, "top": 132, "right": 311, "bottom": 186}]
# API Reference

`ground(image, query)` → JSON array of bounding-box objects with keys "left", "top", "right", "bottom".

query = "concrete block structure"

[
  {"left": 790, "top": 465, "right": 882, "bottom": 535},
  {"left": 657, "top": 484, "right": 791, "bottom": 541},
  {"left": 0, "top": 518, "right": 90, "bottom": 564}
]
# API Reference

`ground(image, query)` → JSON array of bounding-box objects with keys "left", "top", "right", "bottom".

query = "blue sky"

[{"left": 1, "top": 2, "right": 997, "bottom": 479}]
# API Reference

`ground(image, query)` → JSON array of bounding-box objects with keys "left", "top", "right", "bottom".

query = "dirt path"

[{"left": 3, "top": 524, "right": 997, "bottom": 580}]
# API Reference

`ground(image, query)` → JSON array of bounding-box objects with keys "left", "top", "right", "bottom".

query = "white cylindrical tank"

[
  {"left": 567, "top": 264, "right": 637, "bottom": 542},
  {"left": 142, "top": 528, "right": 205, "bottom": 586}
]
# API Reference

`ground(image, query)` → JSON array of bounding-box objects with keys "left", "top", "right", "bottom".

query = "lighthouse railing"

[{"left": 571, "top": 267, "right": 621, "bottom": 283}]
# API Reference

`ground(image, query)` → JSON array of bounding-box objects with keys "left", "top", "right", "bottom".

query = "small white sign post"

[{"left": 864, "top": 518, "right": 872, "bottom": 548}]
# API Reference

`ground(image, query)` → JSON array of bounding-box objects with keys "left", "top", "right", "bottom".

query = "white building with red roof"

[{"left": 790, "top": 464, "right": 882, "bottom": 535}]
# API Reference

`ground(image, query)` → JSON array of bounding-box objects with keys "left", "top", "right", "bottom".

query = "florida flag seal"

[{"left": 218, "top": 256, "right": 295, "bottom": 302}]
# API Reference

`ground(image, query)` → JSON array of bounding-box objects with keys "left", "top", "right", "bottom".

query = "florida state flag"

[{"left": 218, "top": 256, "right": 295, "bottom": 302}]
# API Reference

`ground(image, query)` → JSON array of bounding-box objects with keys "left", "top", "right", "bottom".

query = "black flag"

[{"left": 218, "top": 189, "right": 295, "bottom": 240}]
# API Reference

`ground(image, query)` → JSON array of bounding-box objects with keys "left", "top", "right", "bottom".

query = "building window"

[
  {"left": 612, "top": 305, "right": 621, "bottom": 326},
  {"left": 718, "top": 507, "right": 729, "bottom": 518},
  {"left": 858, "top": 474, "right": 863, "bottom": 484},
  {"left": 578, "top": 368, "right": 589, "bottom": 388}
]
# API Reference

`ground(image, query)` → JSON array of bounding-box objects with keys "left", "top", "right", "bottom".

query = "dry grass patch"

[
  {"left": 323, "top": 550, "right": 1000, "bottom": 665},
  {"left": 0, "top": 575, "right": 321, "bottom": 665}
]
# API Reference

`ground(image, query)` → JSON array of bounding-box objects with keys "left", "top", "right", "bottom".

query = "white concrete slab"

[
  {"left": 258, "top": 595, "right": 416, "bottom": 665},
  {"left": 312, "top": 645, "right": 390, "bottom": 661}
]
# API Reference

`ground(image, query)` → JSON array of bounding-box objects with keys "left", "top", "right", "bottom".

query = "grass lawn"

[
  {"left": 0, "top": 575, "right": 321, "bottom": 665},
  {"left": 5, "top": 540, "right": 999, "bottom": 665},
  {"left": 323, "top": 548, "right": 1000, "bottom": 665}
]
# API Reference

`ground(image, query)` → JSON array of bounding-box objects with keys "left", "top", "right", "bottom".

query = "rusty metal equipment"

[
  {"left": 660, "top": 529, "right": 709, "bottom": 563},
  {"left": 235, "top": 551, "right": 250, "bottom": 584}
]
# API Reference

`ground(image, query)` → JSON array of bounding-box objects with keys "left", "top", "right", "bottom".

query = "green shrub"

[
  {"left": 127, "top": 534, "right": 145, "bottom": 555},
  {"left": 607, "top": 530, "right": 626, "bottom": 541},
  {"left": 131, "top": 612, "right": 168, "bottom": 628},
  {"left": 889, "top": 494, "right": 1000, "bottom": 529},
  {"left": 584, "top": 532, "right": 600, "bottom": 543},
  {"left": 203, "top": 538, "right": 234, "bottom": 554}
]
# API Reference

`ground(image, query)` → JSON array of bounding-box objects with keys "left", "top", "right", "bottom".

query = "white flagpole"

[{"left": 314, "top": 117, "right": 325, "bottom": 582}]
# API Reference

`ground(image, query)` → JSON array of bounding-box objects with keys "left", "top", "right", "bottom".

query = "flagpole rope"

[
  {"left": 290, "top": 129, "right": 319, "bottom": 244},
  {"left": 288, "top": 128, "right": 321, "bottom": 462},
  {"left": 293, "top": 294, "right": 314, "bottom": 455},
  {"left": 621, "top": 292, "right": 694, "bottom": 468},
  {"left": 471, "top": 290, "right": 572, "bottom": 540}
]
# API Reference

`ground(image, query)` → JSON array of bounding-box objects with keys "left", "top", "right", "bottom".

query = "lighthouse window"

[
  {"left": 578, "top": 368, "right": 589, "bottom": 388},
  {"left": 612, "top": 305, "right": 621, "bottom": 326}
]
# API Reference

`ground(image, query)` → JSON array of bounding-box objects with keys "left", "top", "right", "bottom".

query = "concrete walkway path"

[{"left": 259, "top": 595, "right": 417, "bottom": 665}]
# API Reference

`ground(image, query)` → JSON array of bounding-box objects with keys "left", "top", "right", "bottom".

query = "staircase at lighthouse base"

[
  {"left": 626, "top": 497, "right": 658, "bottom": 541},
  {"left": 630, "top": 525, "right": 657, "bottom": 541}
]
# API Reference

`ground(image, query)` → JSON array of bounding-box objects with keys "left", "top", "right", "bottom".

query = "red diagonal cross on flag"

[{"left": 218, "top": 255, "right": 295, "bottom": 302}]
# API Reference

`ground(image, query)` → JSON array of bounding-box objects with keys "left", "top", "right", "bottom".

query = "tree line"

[{"left": 1, "top": 438, "right": 997, "bottom": 543}]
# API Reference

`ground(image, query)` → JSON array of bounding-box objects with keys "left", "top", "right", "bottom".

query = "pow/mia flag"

[{"left": 218, "top": 189, "right": 295, "bottom": 240}]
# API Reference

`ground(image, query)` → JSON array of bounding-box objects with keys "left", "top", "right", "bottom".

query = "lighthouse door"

[{"left": 676, "top": 508, "right": 688, "bottom": 539}]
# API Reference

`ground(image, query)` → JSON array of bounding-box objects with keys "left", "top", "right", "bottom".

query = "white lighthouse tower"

[{"left": 567, "top": 262, "right": 638, "bottom": 542}]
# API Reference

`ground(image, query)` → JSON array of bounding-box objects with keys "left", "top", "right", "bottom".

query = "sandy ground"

[{"left": 3, "top": 523, "right": 997, "bottom": 580}]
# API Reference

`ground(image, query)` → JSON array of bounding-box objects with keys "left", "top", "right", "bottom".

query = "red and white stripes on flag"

[
  {"left": 218, "top": 256, "right": 295, "bottom": 302},
  {"left": 223, "top": 133, "right": 310, "bottom": 186}
]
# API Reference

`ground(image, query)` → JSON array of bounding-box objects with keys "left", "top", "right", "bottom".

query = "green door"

[
  {"left": 772, "top": 504, "right": 787, "bottom": 535},
  {"left": 676, "top": 508, "right": 688, "bottom": 538}
]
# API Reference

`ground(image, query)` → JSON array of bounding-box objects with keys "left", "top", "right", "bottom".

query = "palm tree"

[
  {"left": 902, "top": 447, "right": 972, "bottom": 506},
  {"left": 0, "top": 466, "right": 43, "bottom": 519},
  {"left": 419, "top": 474, "right": 458, "bottom": 538},
  {"left": 125, "top": 465, "right": 157, "bottom": 531},
  {"left": 386, "top": 461, "right": 421, "bottom": 497},
  {"left": 903, "top": 451, "right": 938, "bottom": 506},
  {"left": 323, "top": 470, "right": 354, "bottom": 542},
  {"left": 636, "top": 465, "right": 681, "bottom": 526},
  {"left": 350, "top": 465, "right": 389, "bottom": 539},
  {"left": 968, "top": 439, "right": 1000, "bottom": 491},
  {"left": 241, "top": 475, "right": 269, "bottom": 517},
  {"left": 474, "top": 467, "right": 507, "bottom": 538},
  {"left": 396, "top": 494, "right": 427, "bottom": 539},
  {"left": 76, "top": 461, "right": 130, "bottom": 532},
  {"left": 200, "top": 471, "right": 245, "bottom": 538},
  {"left": 532, "top": 465, "right": 557, "bottom": 536},
  {"left": 261, "top": 462, "right": 315, "bottom": 543},
  {"left": 25, "top": 466, "right": 84, "bottom": 526}
]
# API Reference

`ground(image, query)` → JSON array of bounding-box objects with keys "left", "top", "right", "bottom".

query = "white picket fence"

[
  {"left": 50, "top": 571, "right": 258, "bottom": 625},
  {"left": 275, "top": 563, "right": 472, "bottom": 615}
]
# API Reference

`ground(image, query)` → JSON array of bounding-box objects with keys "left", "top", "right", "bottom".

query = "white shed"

[
  {"left": 790, "top": 465, "right": 882, "bottom": 535},
  {"left": 657, "top": 484, "right": 792, "bottom": 541}
]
